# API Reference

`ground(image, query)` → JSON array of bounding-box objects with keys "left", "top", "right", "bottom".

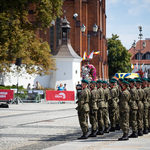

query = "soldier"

[
  {"left": 109, "top": 80, "right": 118, "bottom": 132},
  {"left": 88, "top": 81, "right": 98, "bottom": 137},
  {"left": 128, "top": 79, "right": 138, "bottom": 138},
  {"left": 76, "top": 79, "right": 90, "bottom": 139},
  {"left": 118, "top": 80, "right": 130, "bottom": 141},
  {"left": 102, "top": 81, "right": 111, "bottom": 133},
  {"left": 136, "top": 79, "right": 144, "bottom": 136},
  {"left": 148, "top": 78, "right": 150, "bottom": 131},
  {"left": 142, "top": 78, "right": 149, "bottom": 134},
  {"left": 96, "top": 80, "right": 105, "bottom": 135}
]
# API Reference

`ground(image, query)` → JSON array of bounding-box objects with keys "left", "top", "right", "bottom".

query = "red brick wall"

[{"left": 29, "top": 0, "right": 108, "bottom": 80}]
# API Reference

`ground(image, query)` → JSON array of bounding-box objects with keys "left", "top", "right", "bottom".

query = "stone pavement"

[{"left": 0, "top": 103, "right": 150, "bottom": 150}]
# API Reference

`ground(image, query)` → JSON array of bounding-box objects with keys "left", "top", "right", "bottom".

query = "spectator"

[
  {"left": 27, "top": 83, "right": 31, "bottom": 90},
  {"left": 64, "top": 84, "right": 67, "bottom": 91},
  {"left": 57, "top": 83, "right": 64, "bottom": 91}
]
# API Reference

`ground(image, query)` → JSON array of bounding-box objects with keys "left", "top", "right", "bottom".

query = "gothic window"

[
  {"left": 142, "top": 52, "right": 150, "bottom": 60},
  {"left": 135, "top": 53, "right": 142, "bottom": 60}
]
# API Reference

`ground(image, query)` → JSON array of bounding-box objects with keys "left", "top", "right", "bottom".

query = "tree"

[
  {"left": 107, "top": 34, "right": 132, "bottom": 78},
  {"left": 0, "top": 0, "right": 63, "bottom": 75}
]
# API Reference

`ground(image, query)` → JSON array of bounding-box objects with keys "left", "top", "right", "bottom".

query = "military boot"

[
  {"left": 104, "top": 127, "right": 110, "bottom": 133},
  {"left": 129, "top": 131, "right": 138, "bottom": 138},
  {"left": 97, "top": 128, "right": 104, "bottom": 135},
  {"left": 138, "top": 129, "right": 143, "bottom": 136},
  {"left": 115, "top": 124, "right": 120, "bottom": 130},
  {"left": 118, "top": 133, "right": 129, "bottom": 141},
  {"left": 143, "top": 128, "right": 149, "bottom": 134},
  {"left": 109, "top": 127, "right": 115, "bottom": 132},
  {"left": 78, "top": 133, "right": 88, "bottom": 139},
  {"left": 89, "top": 130, "right": 97, "bottom": 137}
]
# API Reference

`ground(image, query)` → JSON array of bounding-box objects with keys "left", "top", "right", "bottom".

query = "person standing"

[
  {"left": 96, "top": 80, "right": 105, "bottom": 135},
  {"left": 118, "top": 80, "right": 130, "bottom": 141},
  {"left": 128, "top": 79, "right": 138, "bottom": 138},
  {"left": 88, "top": 81, "right": 98, "bottom": 137},
  {"left": 109, "top": 80, "right": 118, "bottom": 132},
  {"left": 136, "top": 79, "right": 144, "bottom": 136},
  {"left": 142, "top": 78, "right": 149, "bottom": 134},
  {"left": 76, "top": 79, "right": 90, "bottom": 139},
  {"left": 102, "top": 81, "right": 111, "bottom": 133}
]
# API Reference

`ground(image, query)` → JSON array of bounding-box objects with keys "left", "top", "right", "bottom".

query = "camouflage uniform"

[
  {"left": 148, "top": 85, "right": 150, "bottom": 130},
  {"left": 143, "top": 86, "right": 149, "bottom": 134},
  {"left": 119, "top": 88, "right": 130, "bottom": 139},
  {"left": 137, "top": 87, "right": 144, "bottom": 136},
  {"left": 103, "top": 86, "right": 111, "bottom": 132},
  {"left": 97, "top": 86, "right": 105, "bottom": 134},
  {"left": 89, "top": 87, "right": 98, "bottom": 136},
  {"left": 77, "top": 87, "right": 90, "bottom": 137},
  {"left": 129, "top": 86, "right": 138, "bottom": 137},
  {"left": 109, "top": 86, "right": 118, "bottom": 131}
]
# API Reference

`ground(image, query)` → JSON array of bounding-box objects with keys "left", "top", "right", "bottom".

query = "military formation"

[{"left": 76, "top": 77, "right": 150, "bottom": 141}]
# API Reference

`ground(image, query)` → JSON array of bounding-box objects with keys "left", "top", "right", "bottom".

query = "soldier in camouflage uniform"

[
  {"left": 76, "top": 79, "right": 90, "bottom": 139},
  {"left": 147, "top": 78, "right": 150, "bottom": 131},
  {"left": 128, "top": 79, "right": 138, "bottom": 138},
  {"left": 109, "top": 80, "right": 118, "bottom": 132},
  {"left": 88, "top": 81, "right": 98, "bottom": 137},
  {"left": 96, "top": 80, "right": 105, "bottom": 135},
  {"left": 103, "top": 81, "right": 111, "bottom": 133},
  {"left": 136, "top": 79, "right": 144, "bottom": 136},
  {"left": 142, "top": 78, "right": 149, "bottom": 134},
  {"left": 118, "top": 80, "right": 130, "bottom": 141}
]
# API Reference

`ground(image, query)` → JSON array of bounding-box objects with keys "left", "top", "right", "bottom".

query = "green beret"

[
  {"left": 136, "top": 79, "right": 142, "bottom": 83},
  {"left": 122, "top": 80, "right": 129, "bottom": 85},
  {"left": 103, "top": 81, "right": 108, "bottom": 84},
  {"left": 109, "top": 80, "right": 116, "bottom": 83},
  {"left": 81, "top": 79, "right": 89, "bottom": 84},
  {"left": 111, "top": 78, "right": 118, "bottom": 81},
  {"left": 90, "top": 81, "right": 96, "bottom": 84},
  {"left": 142, "top": 78, "right": 148, "bottom": 81},
  {"left": 96, "top": 80, "right": 103, "bottom": 83},
  {"left": 129, "top": 79, "right": 135, "bottom": 83}
]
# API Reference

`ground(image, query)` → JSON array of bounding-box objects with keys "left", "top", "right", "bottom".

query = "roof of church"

[{"left": 55, "top": 43, "right": 82, "bottom": 59}]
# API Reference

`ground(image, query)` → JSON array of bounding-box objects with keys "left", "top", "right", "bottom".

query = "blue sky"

[{"left": 106, "top": 0, "right": 150, "bottom": 49}]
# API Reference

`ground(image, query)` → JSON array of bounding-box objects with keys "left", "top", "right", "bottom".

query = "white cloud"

[{"left": 127, "top": 0, "right": 150, "bottom": 16}]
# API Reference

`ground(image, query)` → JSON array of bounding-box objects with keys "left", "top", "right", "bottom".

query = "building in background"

[
  {"left": 33, "top": 0, "right": 108, "bottom": 80},
  {"left": 129, "top": 38, "right": 150, "bottom": 78},
  {"left": 1, "top": 0, "right": 108, "bottom": 90}
]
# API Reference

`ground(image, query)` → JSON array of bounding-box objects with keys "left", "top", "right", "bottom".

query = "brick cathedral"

[{"left": 30, "top": 0, "right": 108, "bottom": 80}]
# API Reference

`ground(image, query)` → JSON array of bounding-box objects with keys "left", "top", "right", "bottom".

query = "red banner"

[
  {"left": 46, "top": 90, "right": 75, "bottom": 101},
  {"left": 0, "top": 89, "right": 14, "bottom": 101}
]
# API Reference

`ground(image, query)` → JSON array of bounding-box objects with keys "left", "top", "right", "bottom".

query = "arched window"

[
  {"left": 135, "top": 53, "right": 143, "bottom": 60},
  {"left": 142, "top": 52, "right": 150, "bottom": 60}
]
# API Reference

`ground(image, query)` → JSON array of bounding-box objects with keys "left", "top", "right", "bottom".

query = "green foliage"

[
  {"left": 0, "top": 85, "right": 24, "bottom": 90},
  {"left": 0, "top": 0, "right": 63, "bottom": 74},
  {"left": 107, "top": 34, "right": 132, "bottom": 78}
]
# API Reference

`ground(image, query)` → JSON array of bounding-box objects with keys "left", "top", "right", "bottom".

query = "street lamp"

[
  {"left": 132, "top": 26, "right": 146, "bottom": 70},
  {"left": 81, "top": 23, "right": 99, "bottom": 63}
]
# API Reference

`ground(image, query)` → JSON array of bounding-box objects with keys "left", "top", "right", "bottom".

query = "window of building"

[
  {"left": 135, "top": 53, "right": 143, "bottom": 60},
  {"left": 142, "top": 52, "right": 150, "bottom": 60}
]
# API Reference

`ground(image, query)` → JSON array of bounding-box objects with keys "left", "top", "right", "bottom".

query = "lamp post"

[
  {"left": 80, "top": 23, "right": 98, "bottom": 63},
  {"left": 132, "top": 26, "right": 146, "bottom": 70}
]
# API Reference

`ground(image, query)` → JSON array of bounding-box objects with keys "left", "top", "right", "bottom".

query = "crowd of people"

[{"left": 76, "top": 77, "right": 150, "bottom": 141}]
